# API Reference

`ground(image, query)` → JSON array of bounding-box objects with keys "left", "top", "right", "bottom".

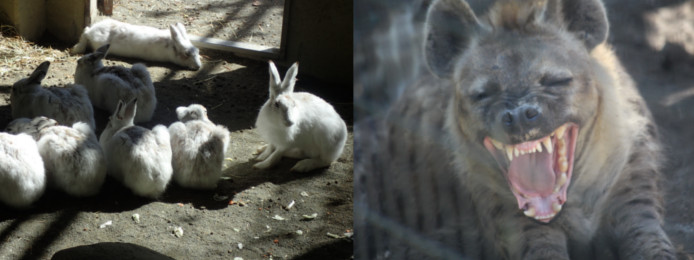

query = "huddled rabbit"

[
  {"left": 0, "top": 132, "right": 45, "bottom": 208},
  {"left": 74, "top": 44, "right": 157, "bottom": 123},
  {"left": 254, "top": 61, "right": 348, "bottom": 172},
  {"left": 169, "top": 104, "right": 230, "bottom": 189},
  {"left": 100, "top": 98, "right": 172, "bottom": 199},
  {"left": 71, "top": 18, "right": 202, "bottom": 70},
  {"left": 11, "top": 61, "right": 96, "bottom": 130},
  {"left": 7, "top": 117, "right": 106, "bottom": 197}
]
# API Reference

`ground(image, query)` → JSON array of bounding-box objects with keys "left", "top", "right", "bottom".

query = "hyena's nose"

[{"left": 501, "top": 105, "right": 542, "bottom": 129}]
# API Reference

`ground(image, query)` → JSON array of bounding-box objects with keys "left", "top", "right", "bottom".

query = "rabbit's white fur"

[
  {"left": 100, "top": 98, "right": 172, "bottom": 198},
  {"left": 254, "top": 61, "right": 348, "bottom": 172},
  {"left": 74, "top": 44, "right": 157, "bottom": 123},
  {"left": 71, "top": 18, "right": 201, "bottom": 70},
  {"left": 169, "top": 104, "right": 230, "bottom": 189},
  {"left": 0, "top": 133, "right": 45, "bottom": 208},
  {"left": 7, "top": 117, "right": 107, "bottom": 197},
  {"left": 11, "top": 61, "right": 96, "bottom": 130}
]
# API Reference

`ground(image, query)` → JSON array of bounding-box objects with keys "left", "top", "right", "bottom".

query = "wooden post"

[{"left": 98, "top": 0, "right": 112, "bottom": 15}]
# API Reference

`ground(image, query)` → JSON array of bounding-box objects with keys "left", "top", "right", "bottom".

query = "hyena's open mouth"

[{"left": 483, "top": 123, "right": 579, "bottom": 223}]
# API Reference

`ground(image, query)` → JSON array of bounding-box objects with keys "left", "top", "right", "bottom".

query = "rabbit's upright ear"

[
  {"left": 29, "top": 61, "right": 50, "bottom": 84},
  {"left": 170, "top": 25, "right": 187, "bottom": 47},
  {"left": 281, "top": 62, "right": 299, "bottom": 94},
  {"left": 175, "top": 23, "right": 189, "bottom": 40},
  {"left": 268, "top": 60, "right": 282, "bottom": 98},
  {"left": 114, "top": 100, "right": 126, "bottom": 120},
  {"left": 94, "top": 44, "right": 110, "bottom": 59},
  {"left": 122, "top": 98, "right": 138, "bottom": 121}
]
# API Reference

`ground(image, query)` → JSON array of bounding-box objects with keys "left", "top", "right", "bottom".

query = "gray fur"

[
  {"left": 424, "top": 0, "right": 485, "bottom": 78},
  {"left": 74, "top": 44, "right": 157, "bottom": 123},
  {"left": 356, "top": 0, "right": 678, "bottom": 259},
  {"left": 11, "top": 61, "right": 96, "bottom": 130}
]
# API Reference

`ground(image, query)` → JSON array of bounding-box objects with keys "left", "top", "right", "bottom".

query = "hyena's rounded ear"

[
  {"left": 424, "top": 0, "right": 485, "bottom": 79},
  {"left": 560, "top": 0, "right": 609, "bottom": 50}
]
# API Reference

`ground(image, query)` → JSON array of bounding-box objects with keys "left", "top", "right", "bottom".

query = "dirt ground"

[
  {"left": 0, "top": 0, "right": 353, "bottom": 259},
  {"left": 355, "top": 0, "right": 694, "bottom": 256},
  {"left": 106, "top": 0, "right": 284, "bottom": 48}
]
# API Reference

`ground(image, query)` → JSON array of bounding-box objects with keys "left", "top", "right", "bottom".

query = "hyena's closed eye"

[{"left": 540, "top": 71, "right": 574, "bottom": 87}]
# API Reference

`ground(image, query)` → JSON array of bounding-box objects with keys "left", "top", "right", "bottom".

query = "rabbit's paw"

[
  {"left": 255, "top": 144, "right": 273, "bottom": 161},
  {"left": 290, "top": 159, "right": 329, "bottom": 173},
  {"left": 253, "top": 160, "right": 272, "bottom": 170}
]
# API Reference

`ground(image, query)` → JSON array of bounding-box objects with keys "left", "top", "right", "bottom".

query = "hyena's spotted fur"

[{"left": 355, "top": 0, "right": 680, "bottom": 259}]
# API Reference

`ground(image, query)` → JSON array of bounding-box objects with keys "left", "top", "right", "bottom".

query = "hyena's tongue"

[
  {"left": 508, "top": 152, "right": 555, "bottom": 196},
  {"left": 484, "top": 124, "right": 578, "bottom": 223},
  {"left": 507, "top": 148, "right": 562, "bottom": 222}
]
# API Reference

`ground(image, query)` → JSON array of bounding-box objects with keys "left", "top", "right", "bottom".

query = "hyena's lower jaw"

[{"left": 483, "top": 123, "right": 579, "bottom": 223}]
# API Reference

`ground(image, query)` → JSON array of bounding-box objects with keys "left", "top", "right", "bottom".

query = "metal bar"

[{"left": 188, "top": 35, "right": 280, "bottom": 60}]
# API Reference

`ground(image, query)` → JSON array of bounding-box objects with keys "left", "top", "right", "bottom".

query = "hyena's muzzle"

[{"left": 483, "top": 102, "right": 579, "bottom": 223}]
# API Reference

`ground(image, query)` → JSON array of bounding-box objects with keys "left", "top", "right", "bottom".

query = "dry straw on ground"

[{"left": 0, "top": 26, "right": 70, "bottom": 79}]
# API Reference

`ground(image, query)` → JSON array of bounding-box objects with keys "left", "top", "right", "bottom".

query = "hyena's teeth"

[
  {"left": 534, "top": 213, "right": 555, "bottom": 221},
  {"left": 536, "top": 142, "right": 543, "bottom": 152},
  {"left": 542, "top": 137, "right": 553, "bottom": 154},
  {"left": 506, "top": 146, "right": 514, "bottom": 161},
  {"left": 491, "top": 139, "right": 504, "bottom": 150},
  {"left": 524, "top": 208, "right": 536, "bottom": 217},
  {"left": 560, "top": 160, "right": 568, "bottom": 173},
  {"left": 555, "top": 124, "right": 567, "bottom": 139},
  {"left": 557, "top": 172, "right": 567, "bottom": 187},
  {"left": 514, "top": 147, "right": 520, "bottom": 157},
  {"left": 552, "top": 202, "right": 563, "bottom": 213}
]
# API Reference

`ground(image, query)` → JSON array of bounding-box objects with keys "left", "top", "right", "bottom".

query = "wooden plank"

[{"left": 188, "top": 35, "right": 280, "bottom": 60}]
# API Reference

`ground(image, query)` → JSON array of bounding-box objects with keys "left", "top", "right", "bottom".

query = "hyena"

[{"left": 355, "top": 0, "right": 680, "bottom": 259}]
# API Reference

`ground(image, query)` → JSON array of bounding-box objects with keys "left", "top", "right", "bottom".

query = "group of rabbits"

[{"left": 0, "top": 19, "right": 348, "bottom": 208}]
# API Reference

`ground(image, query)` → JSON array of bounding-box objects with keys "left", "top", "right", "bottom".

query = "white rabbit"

[
  {"left": 71, "top": 18, "right": 202, "bottom": 70},
  {"left": 0, "top": 133, "right": 45, "bottom": 208},
  {"left": 169, "top": 104, "right": 230, "bottom": 189},
  {"left": 11, "top": 61, "right": 96, "bottom": 130},
  {"left": 7, "top": 116, "right": 107, "bottom": 197},
  {"left": 100, "top": 98, "right": 172, "bottom": 199},
  {"left": 74, "top": 44, "right": 157, "bottom": 123},
  {"left": 254, "top": 61, "right": 348, "bottom": 172}
]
